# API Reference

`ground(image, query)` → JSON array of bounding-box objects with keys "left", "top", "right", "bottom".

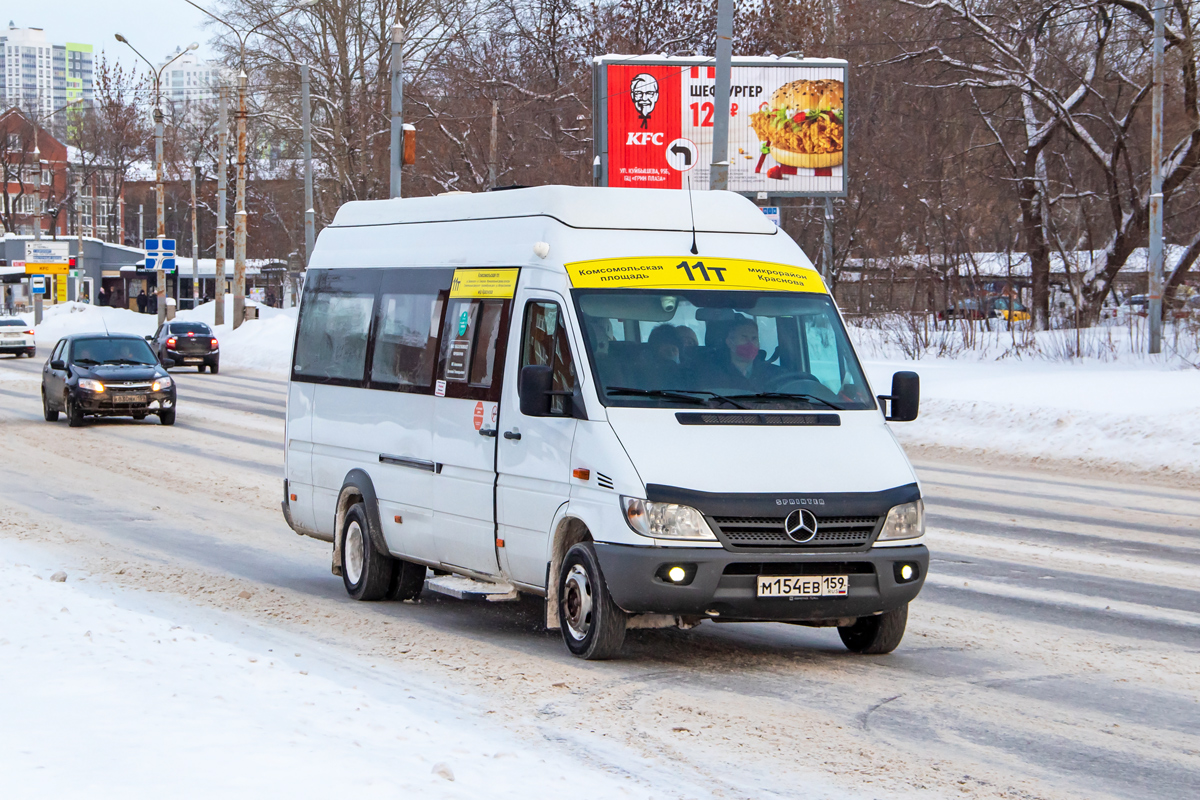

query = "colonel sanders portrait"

[{"left": 630, "top": 73, "right": 659, "bottom": 129}]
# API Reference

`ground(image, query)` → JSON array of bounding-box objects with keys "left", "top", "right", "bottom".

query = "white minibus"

[{"left": 283, "top": 186, "right": 927, "bottom": 659}]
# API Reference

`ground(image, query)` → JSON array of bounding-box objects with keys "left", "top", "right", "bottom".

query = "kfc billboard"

[{"left": 593, "top": 55, "right": 847, "bottom": 197}]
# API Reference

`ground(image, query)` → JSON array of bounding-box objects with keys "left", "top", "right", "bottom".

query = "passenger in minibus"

[
  {"left": 640, "top": 324, "right": 683, "bottom": 388},
  {"left": 585, "top": 316, "right": 626, "bottom": 386}
]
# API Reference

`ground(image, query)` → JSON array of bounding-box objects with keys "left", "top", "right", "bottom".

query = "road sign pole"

[
  {"left": 216, "top": 84, "right": 228, "bottom": 325},
  {"left": 709, "top": 0, "right": 734, "bottom": 192}
]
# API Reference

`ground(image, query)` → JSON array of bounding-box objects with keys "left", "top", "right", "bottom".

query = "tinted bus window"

[
  {"left": 293, "top": 269, "right": 380, "bottom": 384},
  {"left": 369, "top": 268, "right": 452, "bottom": 392}
]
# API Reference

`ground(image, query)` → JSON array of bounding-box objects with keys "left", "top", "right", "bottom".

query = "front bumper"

[
  {"left": 73, "top": 388, "right": 176, "bottom": 416},
  {"left": 594, "top": 542, "right": 928, "bottom": 622}
]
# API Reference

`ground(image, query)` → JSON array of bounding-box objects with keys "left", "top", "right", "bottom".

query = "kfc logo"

[{"left": 630, "top": 73, "right": 659, "bottom": 129}]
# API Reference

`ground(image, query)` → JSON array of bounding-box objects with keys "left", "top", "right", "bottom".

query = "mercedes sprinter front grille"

[{"left": 710, "top": 514, "right": 880, "bottom": 549}]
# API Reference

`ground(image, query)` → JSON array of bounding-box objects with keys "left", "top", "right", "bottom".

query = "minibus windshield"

[{"left": 575, "top": 290, "right": 875, "bottom": 411}]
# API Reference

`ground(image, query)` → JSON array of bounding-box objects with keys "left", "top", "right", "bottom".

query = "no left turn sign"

[{"left": 664, "top": 138, "right": 698, "bottom": 172}]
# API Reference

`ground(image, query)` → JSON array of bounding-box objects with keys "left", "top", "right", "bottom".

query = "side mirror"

[
  {"left": 50, "top": 359, "right": 66, "bottom": 371},
  {"left": 161, "top": 357, "right": 176, "bottom": 368},
  {"left": 880, "top": 371, "right": 919, "bottom": 422},
  {"left": 144, "top": 335, "right": 154, "bottom": 341},
  {"left": 519, "top": 364, "right": 553, "bottom": 417}
]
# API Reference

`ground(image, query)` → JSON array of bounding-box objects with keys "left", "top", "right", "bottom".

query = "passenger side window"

[
  {"left": 369, "top": 269, "right": 451, "bottom": 392},
  {"left": 51, "top": 340, "right": 65, "bottom": 362},
  {"left": 293, "top": 269, "right": 379, "bottom": 384},
  {"left": 520, "top": 301, "right": 576, "bottom": 415},
  {"left": 437, "top": 297, "right": 510, "bottom": 400}
]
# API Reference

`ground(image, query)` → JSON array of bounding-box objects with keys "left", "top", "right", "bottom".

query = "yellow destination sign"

[
  {"left": 26, "top": 262, "right": 70, "bottom": 275},
  {"left": 564, "top": 257, "right": 827, "bottom": 294},
  {"left": 450, "top": 268, "right": 519, "bottom": 299}
]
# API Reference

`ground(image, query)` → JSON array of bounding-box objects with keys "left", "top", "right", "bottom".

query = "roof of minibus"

[{"left": 328, "top": 185, "right": 778, "bottom": 235}]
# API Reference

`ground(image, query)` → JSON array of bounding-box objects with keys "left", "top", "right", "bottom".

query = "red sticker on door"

[{"left": 473, "top": 401, "right": 485, "bottom": 431}]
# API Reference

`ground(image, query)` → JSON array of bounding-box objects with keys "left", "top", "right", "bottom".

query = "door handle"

[
  {"left": 478, "top": 428, "right": 497, "bottom": 438},
  {"left": 503, "top": 430, "right": 522, "bottom": 441}
]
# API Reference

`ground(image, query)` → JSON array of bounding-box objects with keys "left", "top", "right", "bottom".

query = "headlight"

[
  {"left": 877, "top": 500, "right": 924, "bottom": 541},
  {"left": 152, "top": 376, "right": 173, "bottom": 392},
  {"left": 621, "top": 496, "right": 716, "bottom": 541},
  {"left": 78, "top": 378, "right": 105, "bottom": 393}
]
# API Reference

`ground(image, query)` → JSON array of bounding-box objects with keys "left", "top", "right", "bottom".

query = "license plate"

[
  {"left": 113, "top": 394, "right": 146, "bottom": 404},
  {"left": 757, "top": 575, "right": 849, "bottom": 598},
  {"left": 184, "top": 358, "right": 203, "bottom": 363},
  {"left": 1, "top": 334, "right": 19, "bottom": 339}
]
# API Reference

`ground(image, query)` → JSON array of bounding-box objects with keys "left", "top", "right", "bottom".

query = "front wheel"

[
  {"left": 66, "top": 395, "right": 84, "bottom": 427},
  {"left": 42, "top": 389, "right": 58, "bottom": 422},
  {"left": 838, "top": 605, "right": 908, "bottom": 654},
  {"left": 558, "top": 542, "right": 626, "bottom": 660},
  {"left": 340, "top": 502, "right": 394, "bottom": 600},
  {"left": 158, "top": 408, "right": 176, "bottom": 426}
]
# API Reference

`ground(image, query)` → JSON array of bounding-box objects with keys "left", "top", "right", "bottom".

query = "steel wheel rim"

[
  {"left": 345, "top": 520, "right": 365, "bottom": 585},
  {"left": 563, "top": 564, "right": 593, "bottom": 641}
]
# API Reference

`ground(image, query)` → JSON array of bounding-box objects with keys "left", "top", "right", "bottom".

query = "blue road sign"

[
  {"left": 145, "top": 237, "right": 177, "bottom": 271},
  {"left": 31, "top": 275, "right": 46, "bottom": 294}
]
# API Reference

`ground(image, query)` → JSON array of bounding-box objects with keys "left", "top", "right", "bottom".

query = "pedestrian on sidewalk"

[{"left": 136, "top": 290, "right": 147, "bottom": 314}]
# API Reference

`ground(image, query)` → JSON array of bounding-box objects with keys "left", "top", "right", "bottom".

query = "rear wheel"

[
  {"left": 197, "top": 364, "right": 206, "bottom": 373},
  {"left": 42, "top": 389, "right": 58, "bottom": 422},
  {"left": 558, "top": 542, "right": 626, "bottom": 660},
  {"left": 340, "top": 502, "right": 394, "bottom": 601},
  {"left": 209, "top": 361, "right": 219, "bottom": 375},
  {"left": 158, "top": 408, "right": 176, "bottom": 426},
  {"left": 66, "top": 395, "right": 84, "bottom": 427},
  {"left": 838, "top": 605, "right": 908, "bottom": 654}
]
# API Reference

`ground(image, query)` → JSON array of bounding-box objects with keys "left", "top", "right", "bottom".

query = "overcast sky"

[{"left": 10, "top": 2, "right": 217, "bottom": 73}]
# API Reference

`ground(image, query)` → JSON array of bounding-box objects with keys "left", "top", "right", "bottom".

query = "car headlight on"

[
  {"left": 877, "top": 499, "right": 925, "bottom": 541},
  {"left": 78, "top": 378, "right": 105, "bottom": 393},
  {"left": 621, "top": 497, "right": 716, "bottom": 541},
  {"left": 152, "top": 376, "right": 173, "bottom": 392}
]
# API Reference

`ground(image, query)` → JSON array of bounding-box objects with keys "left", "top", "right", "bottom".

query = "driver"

[{"left": 705, "top": 316, "right": 781, "bottom": 390}]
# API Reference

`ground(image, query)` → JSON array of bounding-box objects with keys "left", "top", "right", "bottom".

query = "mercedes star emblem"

[{"left": 784, "top": 508, "right": 819, "bottom": 543}]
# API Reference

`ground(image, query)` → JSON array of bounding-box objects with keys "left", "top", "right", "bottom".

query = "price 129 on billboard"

[{"left": 593, "top": 55, "right": 847, "bottom": 197}]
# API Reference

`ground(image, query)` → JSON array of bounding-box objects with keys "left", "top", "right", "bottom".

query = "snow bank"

[
  {"left": 27, "top": 299, "right": 298, "bottom": 376},
  {"left": 0, "top": 539, "right": 660, "bottom": 799},
  {"left": 864, "top": 358, "right": 1200, "bottom": 477}
]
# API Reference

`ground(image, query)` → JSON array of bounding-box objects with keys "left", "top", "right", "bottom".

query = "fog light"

[
  {"left": 655, "top": 563, "right": 696, "bottom": 586},
  {"left": 893, "top": 562, "right": 920, "bottom": 583},
  {"left": 900, "top": 564, "right": 914, "bottom": 581}
]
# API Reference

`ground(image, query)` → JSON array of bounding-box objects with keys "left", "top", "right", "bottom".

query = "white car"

[{"left": 0, "top": 318, "right": 35, "bottom": 358}]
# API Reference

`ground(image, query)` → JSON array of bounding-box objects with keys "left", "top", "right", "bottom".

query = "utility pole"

[
  {"left": 233, "top": 70, "right": 248, "bottom": 329},
  {"left": 215, "top": 85, "right": 227, "bottom": 325},
  {"left": 709, "top": 0, "right": 733, "bottom": 191},
  {"left": 1148, "top": 1, "right": 1165, "bottom": 354},
  {"left": 32, "top": 129, "right": 43, "bottom": 324},
  {"left": 390, "top": 23, "right": 404, "bottom": 198},
  {"left": 76, "top": 172, "right": 84, "bottom": 301},
  {"left": 822, "top": 198, "right": 834, "bottom": 283},
  {"left": 301, "top": 64, "right": 314, "bottom": 268},
  {"left": 153, "top": 106, "right": 167, "bottom": 324},
  {"left": 488, "top": 100, "right": 499, "bottom": 189},
  {"left": 191, "top": 166, "right": 200, "bottom": 309}
]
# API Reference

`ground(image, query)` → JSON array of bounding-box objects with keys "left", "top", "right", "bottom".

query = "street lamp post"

[
  {"left": 182, "top": 0, "right": 319, "bottom": 328},
  {"left": 114, "top": 34, "right": 198, "bottom": 325}
]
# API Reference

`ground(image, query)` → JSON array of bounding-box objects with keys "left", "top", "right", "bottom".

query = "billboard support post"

[
  {"left": 822, "top": 197, "right": 834, "bottom": 283},
  {"left": 709, "top": 0, "right": 734, "bottom": 191}
]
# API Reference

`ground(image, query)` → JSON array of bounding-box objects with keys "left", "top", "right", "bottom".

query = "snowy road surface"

[{"left": 1, "top": 355, "right": 1197, "bottom": 799}]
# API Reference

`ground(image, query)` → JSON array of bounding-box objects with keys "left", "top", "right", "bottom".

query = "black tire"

[
  {"left": 158, "top": 408, "right": 176, "bottom": 426},
  {"left": 42, "top": 389, "right": 58, "bottom": 422},
  {"left": 340, "top": 502, "right": 394, "bottom": 601},
  {"left": 558, "top": 542, "right": 626, "bottom": 660},
  {"left": 197, "top": 364, "right": 206, "bottom": 373},
  {"left": 209, "top": 361, "right": 219, "bottom": 375},
  {"left": 132, "top": 412, "right": 147, "bottom": 420},
  {"left": 838, "top": 605, "right": 908, "bottom": 654},
  {"left": 66, "top": 395, "right": 84, "bottom": 427},
  {"left": 386, "top": 559, "right": 427, "bottom": 601}
]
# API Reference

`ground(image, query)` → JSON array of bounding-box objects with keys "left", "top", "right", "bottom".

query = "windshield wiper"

[
  {"left": 103, "top": 358, "right": 152, "bottom": 365},
  {"left": 606, "top": 387, "right": 747, "bottom": 409},
  {"left": 73, "top": 357, "right": 100, "bottom": 365},
  {"left": 726, "top": 391, "right": 844, "bottom": 411}
]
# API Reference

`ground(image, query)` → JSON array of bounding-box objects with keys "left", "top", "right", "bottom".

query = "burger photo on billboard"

[{"left": 749, "top": 78, "right": 844, "bottom": 170}]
